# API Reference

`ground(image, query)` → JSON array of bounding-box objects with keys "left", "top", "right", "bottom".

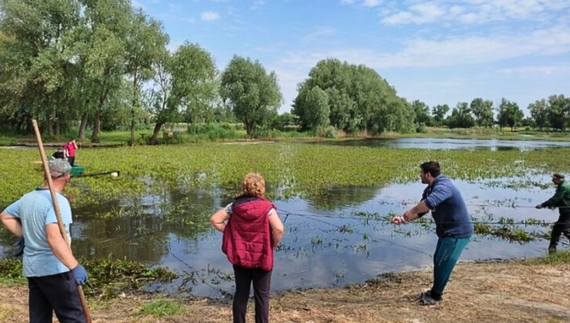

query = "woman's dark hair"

[{"left": 420, "top": 161, "right": 441, "bottom": 177}]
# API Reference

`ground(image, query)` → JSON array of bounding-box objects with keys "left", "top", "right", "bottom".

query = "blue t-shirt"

[
  {"left": 422, "top": 175, "right": 474, "bottom": 238},
  {"left": 4, "top": 188, "right": 73, "bottom": 277}
]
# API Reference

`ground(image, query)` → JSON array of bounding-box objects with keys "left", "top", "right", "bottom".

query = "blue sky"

[{"left": 132, "top": 0, "right": 570, "bottom": 115}]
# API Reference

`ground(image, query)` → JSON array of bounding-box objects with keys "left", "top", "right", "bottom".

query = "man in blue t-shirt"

[
  {"left": 1, "top": 159, "right": 89, "bottom": 322},
  {"left": 392, "top": 161, "right": 473, "bottom": 306}
]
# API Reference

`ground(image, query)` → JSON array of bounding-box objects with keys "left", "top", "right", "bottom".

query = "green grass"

[
  {"left": 137, "top": 298, "right": 185, "bottom": 317},
  {"left": 521, "top": 249, "right": 570, "bottom": 265}
]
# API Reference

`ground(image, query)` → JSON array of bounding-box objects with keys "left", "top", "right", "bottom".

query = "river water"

[{"left": 0, "top": 138, "right": 567, "bottom": 298}]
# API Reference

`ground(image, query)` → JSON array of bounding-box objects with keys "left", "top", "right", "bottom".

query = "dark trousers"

[
  {"left": 232, "top": 265, "right": 272, "bottom": 323},
  {"left": 67, "top": 157, "right": 75, "bottom": 167},
  {"left": 431, "top": 236, "right": 470, "bottom": 295},
  {"left": 549, "top": 213, "right": 570, "bottom": 249},
  {"left": 28, "top": 272, "right": 86, "bottom": 323}
]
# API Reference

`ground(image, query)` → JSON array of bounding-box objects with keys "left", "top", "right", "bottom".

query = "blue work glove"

[
  {"left": 70, "top": 264, "right": 88, "bottom": 285},
  {"left": 12, "top": 237, "right": 25, "bottom": 257}
]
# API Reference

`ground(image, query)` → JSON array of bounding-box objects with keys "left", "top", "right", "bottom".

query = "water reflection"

[{"left": 308, "top": 138, "right": 570, "bottom": 151}]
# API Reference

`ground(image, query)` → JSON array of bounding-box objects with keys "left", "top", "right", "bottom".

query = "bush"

[{"left": 187, "top": 123, "right": 242, "bottom": 140}]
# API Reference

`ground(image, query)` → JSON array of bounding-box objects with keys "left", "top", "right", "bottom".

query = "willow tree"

[
  {"left": 292, "top": 58, "right": 414, "bottom": 135},
  {"left": 79, "top": 0, "right": 132, "bottom": 142},
  {"left": 220, "top": 56, "right": 282, "bottom": 137},
  {"left": 497, "top": 98, "right": 524, "bottom": 130},
  {"left": 124, "top": 9, "right": 169, "bottom": 145},
  {"left": 146, "top": 42, "right": 218, "bottom": 143},
  {"left": 0, "top": 0, "right": 83, "bottom": 135}
]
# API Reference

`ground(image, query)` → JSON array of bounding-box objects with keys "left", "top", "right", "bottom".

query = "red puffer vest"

[{"left": 222, "top": 196, "right": 276, "bottom": 271}]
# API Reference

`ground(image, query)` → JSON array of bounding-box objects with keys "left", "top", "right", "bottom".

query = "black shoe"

[{"left": 420, "top": 291, "right": 442, "bottom": 306}]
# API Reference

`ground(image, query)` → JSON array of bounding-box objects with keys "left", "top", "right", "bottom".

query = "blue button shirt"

[{"left": 422, "top": 175, "right": 473, "bottom": 238}]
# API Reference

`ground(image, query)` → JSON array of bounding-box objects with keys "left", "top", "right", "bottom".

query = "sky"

[{"left": 131, "top": 0, "right": 570, "bottom": 115}]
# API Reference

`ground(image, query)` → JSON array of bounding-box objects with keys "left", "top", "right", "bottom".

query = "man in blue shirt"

[
  {"left": 392, "top": 161, "right": 473, "bottom": 305},
  {"left": 1, "top": 159, "right": 88, "bottom": 323}
]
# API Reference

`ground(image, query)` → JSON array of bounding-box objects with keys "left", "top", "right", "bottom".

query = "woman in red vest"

[
  {"left": 211, "top": 173, "right": 285, "bottom": 323},
  {"left": 64, "top": 138, "right": 78, "bottom": 166}
]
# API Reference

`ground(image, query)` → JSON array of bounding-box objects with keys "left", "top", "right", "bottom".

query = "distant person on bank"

[
  {"left": 64, "top": 138, "right": 78, "bottom": 167},
  {"left": 392, "top": 161, "right": 473, "bottom": 306},
  {"left": 535, "top": 173, "right": 570, "bottom": 254},
  {"left": 210, "top": 173, "right": 285, "bottom": 323}
]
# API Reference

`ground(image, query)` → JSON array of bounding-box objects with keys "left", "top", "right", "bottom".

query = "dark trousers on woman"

[
  {"left": 549, "top": 212, "right": 570, "bottom": 251},
  {"left": 232, "top": 265, "right": 272, "bottom": 323},
  {"left": 28, "top": 272, "right": 86, "bottom": 323},
  {"left": 67, "top": 156, "right": 75, "bottom": 167}
]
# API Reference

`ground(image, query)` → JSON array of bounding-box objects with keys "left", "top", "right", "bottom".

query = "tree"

[
  {"left": 79, "top": 0, "right": 133, "bottom": 142},
  {"left": 496, "top": 98, "right": 524, "bottom": 130},
  {"left": 446, "top": 102, "right": 475, "bottom": 129},
  {"left": 546, "top": 94, "right": 569, "bottom": 131},
  {"left": 147, "top": 42, "right": 218, "bottom": 142},
  {"left": 292, "top": 58, "right": 414, "bottom": 134},
  {"left": 293, "top": 86, "right": 329, "bottom": 131},
  {"left": 528, "top": 99, "right": 549, "bottom": 130},
  {"left": 411, "top": 100, "right": 431, "bottom": 127},
  {"left": 124, "top": 9, "right": 169, "bottom": 145},
  {"left": 0, "top": 0, "right": 83, "bottom": 135},
  {"left": 220, "top": 56, "right": 282, "bottom": 137},
  {"left": 431, "top": 104, "right": 450, "bottom": 127},
  {"left": 271, "top": 112, "right": 298, "bottom": 131},
  {"left": 470, "top": 98, "right": 494, "bottom": 127}
]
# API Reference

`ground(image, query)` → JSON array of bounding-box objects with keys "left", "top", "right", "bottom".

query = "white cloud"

[
  {"left": 278, "top": 24, "right": 570, "bottom": 70},
  {"left": 498, "top": 65, "right": 570, "bottom": 76},
  {"left": 363, "top": 0, "right": 383, "bottom": 7},
  {"left": 201, "top": 11, "right": 220, "bottom": 21},
  {"left": 303, "top": 26, "right": 336, "bottom": 42},
  {"left": 380, "top": 0, "right": 570, "bottom": 25}
]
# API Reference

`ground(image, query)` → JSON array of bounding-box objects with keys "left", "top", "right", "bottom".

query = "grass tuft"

[{"left": 137, "top": 299, "right": 185, "bottom": 317}]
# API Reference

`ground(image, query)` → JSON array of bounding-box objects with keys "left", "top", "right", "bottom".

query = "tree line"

[{"left": 1, "top": 0, "right": 568, "bottom": 144}]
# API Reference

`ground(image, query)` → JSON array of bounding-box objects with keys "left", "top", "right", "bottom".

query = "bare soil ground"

[{"left": 1, "top": 260, "right": 569, "bottom": 323}]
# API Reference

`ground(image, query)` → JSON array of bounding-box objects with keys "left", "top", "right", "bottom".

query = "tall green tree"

[
  {"left": 470, "top": 98, "right": 494, "bottom": 127},
  {"left": 294, "top": 86, "right": 330, "bottom": 131},
  {"left": 292, "top": 58, "right": 413, "bottom": 134},
  {"left": 496, "top": 98, "right": 524, "bottom": 130},
  {"left": 431, "top": 104, "right": 450, "bottom": 127},
  {"left": 528, "top": 99, "right": 549, "bottom": 130},
  {"left": 124, "top": 9, "right": 169, "bottom": 145},
  {"left": 411, "top": 100, "right": 431, "bottom": 126},
  {"left": 220, "top": 56, "right": 282, "bottom": 137},
  {"left": 447, "top": 102, "right": 475, "bottom": 129},
  {"left": 0, "top": 0, "right": 82, "bottom": 135},
  {"left": 79, "top": 0, "right": 132, "bottom": 142},
  {"left": 546, "top": 94, "right": 569, "bottom": 131},
  {"left": 147, "top": 42, "right": 218, "bottom": 142}
]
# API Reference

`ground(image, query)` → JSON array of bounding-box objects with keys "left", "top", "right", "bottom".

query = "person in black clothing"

[
  {"left": 52, "top": 147, "right": 65, "bottom": 159},
  {"left": 536, "top": 173, "right": 570, "bottom": 254}
]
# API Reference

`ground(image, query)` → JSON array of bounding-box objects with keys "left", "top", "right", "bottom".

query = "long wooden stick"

[{"left": 32, "top": 120, "right": 92, "bottom": 323}]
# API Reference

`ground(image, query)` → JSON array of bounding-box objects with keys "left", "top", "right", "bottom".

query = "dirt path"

[{"left": 1, "top": 260, "right": 569, "bottom": 323}]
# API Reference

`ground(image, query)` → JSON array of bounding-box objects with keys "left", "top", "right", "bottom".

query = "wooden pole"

[{"left": 32, "top": 120, "right": 92, "bottom": 323}]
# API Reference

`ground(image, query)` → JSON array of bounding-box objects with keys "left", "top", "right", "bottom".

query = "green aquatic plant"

[{"left": 0, "top": 258, "right": 177, "bottom": 299}]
